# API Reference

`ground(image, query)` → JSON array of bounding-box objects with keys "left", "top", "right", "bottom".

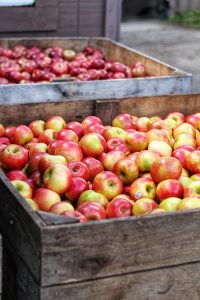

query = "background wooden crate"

[
  {"left": 1, "top": 93, "right": 200, "bottom": 299},
  {"left": 0, "top": 0, "right": 122, "bottom": 41},
  {"left": 0, "top": 37, "right": 192, "bottom": 104}
]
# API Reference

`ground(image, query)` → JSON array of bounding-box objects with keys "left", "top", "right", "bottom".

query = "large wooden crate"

[
  {"left": 1, "top": 93, "right": 200, "bottom": 299},
  {"left": 0, "top": 0, "right": 122, "bottom": 41},
  {"left": 0, "top": 37, "right": 192, "bottom": 105}
]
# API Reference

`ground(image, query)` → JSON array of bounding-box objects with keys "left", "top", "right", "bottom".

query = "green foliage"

[{"left": 168, "top": 9, "right": 200, "bottom": 29}]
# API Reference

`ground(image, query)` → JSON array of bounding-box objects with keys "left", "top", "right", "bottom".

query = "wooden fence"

[{"left": 170, "top": 0, "right": 200, "bottom": 14}]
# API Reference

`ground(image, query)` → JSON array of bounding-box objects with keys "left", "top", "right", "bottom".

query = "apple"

[
  {"left": 172, "top": 148, "right": 190, "bottom": 168},
  {"left": 106, "top": 138, "right": 124, "bottom": 152},
  {"left": 63, "top": 49, "right": 76, "bottom": 61},
  {"left": 28, "top": 143, "right": 47, "bottom": 158},
  {"left": 81, "top": 156, "right": 104, "bottom": 181},
  {"left": 156, "top": 179, "right": 183, "bottom": 201},
  {"left": 45, "top": 116, "right": 66, "bottom": 132},
  {"left": 159, "top": 197, "right": 182, "bottom": 211},
  {"left": 11, "top": 179, "right": 32, "bottom": 199},
  {"left": 0, "top": 144, "right": 28, "bottom": 171},
  {"left": 61, "top": 210, "right": 87, "bottom": 222},
  {"left": 186, "top": 113, "right": 200, "bottom": 129},
  {"left": 24, "top": 198, "right": 39, "bottom": 211},
  {"left": 177, "top": 197, "right": 200, "bottom": 210},
  {"left": 0, "top": 124, "right": 5, "bottom": 137},
  {"left": 38, "top": 129, "right": 57, "bottom": 145},
  {"left": 126, "top": 152, "right": 139, "bottom": 163},
  {"left": 55, "top": 141, "right": 83, "bottom": 162},
  {"left": 101, "top": 150, "right": 125, "bottom": 171},
  {"left": 26, "top": 152, "right": 47, "bottom": 175},
  {"left": 136, "top": 117, "right": 150, "bottom": 132},
  {"left": 80, "top": 133, "right": 106, "bottom": 157},
  {"left": 103, "top": 126, "right": 126, "bottom": 141},
  {"left": 150, "top": 157, "right": 182, "bottom": 183},
  {"left": 148, "top": 140, "right": 172, "bottom": 157},
  {"left": 173, "top": 122, "right": 196, "bottom": 139},
  {"left": 81, "top": 116, "right": 103, "bottom": 131},
  {"left": 132, "top": 198, "right": 158, "bottom": 216},
  {"left": 113, "top": 158, "right": 139, "bottom": 185},
  {"left": 77, "top": 202, "right": 107, "bottom": 221},
  {"left": 56, "top": 129, "right": 78, "bottom": 143},
  {"left": 11, "top": 125, "right": 33, "bottom": 145},
  {"left": 77, "top": 189, "right": 109, "bottom": 208},
  {"left": 174, "top": 133, "right": 196, "bottom": 149},
  {"left": 136, "top": 150, "right": 161, "bottom": 173},
  {"left": 184, "top": 181, "right": 200, "bottom": 198},
  {"left": 68, "top": 161, "right": 90, "bottom": 180},
  {"left": 65, "top": 121, "right": 84, "bottom": 139},
  {"left": 0, "top": 137, "right": 11, "bottom": 145},
  {"left": 149, "top": 208, "right": 166, "bottom": 214},
  {"left": 186, "top": 150, "right": 200, "bottom": 173},
  {"left": 112, "top": 114, "right": 136, "bottom": 130},
  {"left": 38, "top": 154, "right": 67, "bottom": 175},
  {"left": 146, "top": 129, "right": 172, "bottom": 146},
  {"left": 124, "top": 131, "right": 148, "bottom": 152},
  {"left": 49, "top": 201, "right": 74, "bottom": 214},
  {"left": 32, "top": 69, "right": 44, "bottom": 82},
  {"left": 165, "top": 112, "right": 185, "bottom": 127},
  {"left": 47, "top": 140, "right": 64, "bottom": 155},
  {"left": 21, "top": 60, "right": 37, "bottom": 73},
  {"left": 83, "top": 123, "right": 105, "bottom": 135},
  {"left": 6, "top": 170, "right": 27, "bottom": 181},
  {"left": 65, "top": 177, "right": 89, "bottom": 202},
  {"left": 93, "top": 171, "right": 123, "bottom": 200},
  {"left": 130, "top": 177, "right": 156, "bottom": 201},
  {"left": 191, "top": 173, "right": 200, "bottom": 181},
  {"left": 33, "top": 188, "right": 61, "bottom": 211},
  {"left": 149, "top": 120, "right": 172, "bottom": 136},
  {"left": 106, "top": 197, "right": 133, "bottom": 218},
  {"left": 28, "top": 120, "right": 45, "bottom": 137},
  {"left": 132, "top": 64, "right": 146, "bottom": 78}
]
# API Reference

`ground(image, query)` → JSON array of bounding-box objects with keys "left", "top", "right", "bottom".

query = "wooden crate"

[
  {"left": 1, "top": 93, "right": 200, "bottom": 299},
  {"left": 0, "top": 0, "right": 121, "bottom": 41},
  {"left": 0, "top": 37, "right": 192, "bottom": 105}
]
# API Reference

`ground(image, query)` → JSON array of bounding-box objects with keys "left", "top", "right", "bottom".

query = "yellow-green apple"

[
  {"left": 177, "top": 197, "right": 200, "bottom": 210},
  {"left": 65, "top": 121, "right": 84, "bottom": 139},
  {"left": 106, "top": 197, "right": 133, "bottom": 218},
  {"left": 172, "top": 148, "right": 190, "bottom": 168},
  {"left": 11, "top": 125, "right": 33, "bottom": 145},
  {"left": 124, "top": 131, "right": 148, "bottom": 152},
  {"left": 148, "top": 140, "right": 172, "bottom": 157},
  {"left": 27, "top": 152, "right": 47, "bottom": 175},
  {"left": 132, "top": 198, "right": 158, "bottom": 216},
  {"left": 49, "top": 201, "right": 74, "bottom": 214},
  {"left": 179, "top": 176, "right": 192, "bottom": 189},
  {"left": 130, "top": 177, "right": 156, "bottom": 201},
  {"left": 77, "top": 201, "right": 107, "bottom": 220},
  {"left": 186, "top": 150, "right": 200, "bottom": 173},
  {"left": 136, "top": 150, "right": 161, "bottom": 173},
  {"left": 82, "top": 156, "right": 104, "bottom": 181},
  {"left": 38, "top": 154, "right": 67, "bottom": 175},
  {"left": 173, "top": 122, "right": 196, "bottom": 139},
  {"left": 136, "top": 117, "right": 150, "bottom": 132},
  {"left": 45, "top": 116, "right": 66, "bottom": 132},
  {"left": 65, "top": 177, "right": 89, "bottom": 201},
  {"left": 56, "top": 129, "right": 78, "bottom": 143},
  {"left": 103, "top": 126, "right": 126, "bottom": 141},
  {"left": 68, "top": 161, "right": 90, "bottom": 180},
  {"left": 55, "top": 141, "right": 83, "bottom": 162},
  {"left": 149, "top": 208, "right": 166, "bottom": 214},
  {"left": 186, "top": 113, "right": 200, "bottom": 129},
  {"left": 47, "top": 140, "right": 64, "bottom": 155},
  {"left": 184, "top": 181, "right": 200, "bottom": 198},
  {"left": 24, "top": 198, "right": 39, "bottom": 211},
  {"left": 33, "top": 188, "right": 61, "bottom": 211},
  {"left": 29, "top": 143, "right": 48, "bottom": 157},
  {"left": 61, "top": 210, "right": 87, "bottom": 223},
  {"left": 149, "top": 115, "right": 161, "bottom": 124},
  {"left": 93, "top": 171, "right": 123, "bottom": 200},
  {"left": 113, "top": 158, "right": 139, "bottom": 185},
  {"left": 165, "top": 112, "right": 185, "bottom": 127},
  {"left": 112, "top": 113, "right": 136, "bottom": 130},
  {"left": 77, "top": 189, "right": 109, "bottom": 208},
  {"left": 156, "top": 179, "right": 183, "bottom": 201},
  {"left": 181, "top": 168, "right": 190, "bottom": 177},
  {"left": 28, "top": 120, "right": 45, "bottom": 137},
  {"left": 38, "top": 129, "right": 57, "bottom": 145},
  {"left": 0, "top": 144, "right": 28, "bottom": 170},
  {"left": 6, "top": 169, "right": 27, "bottom": 181},
  {"left": 63, "top": 49, "right": 76, "bottom": 61},
  {"left": 174, "top": 133, "right": 196, "bottom": 149},
  {"left": 101, "top": 150, "right": 125, "bottom": 171},
  {"left": 0, "top": 123, "right": 5, "bottom": 137},
  {"left": 11, "top": 180, "right": 32, "bottom": 198},
  {"left": 81, "top": 116, "right": 103, "bottom": 131},
  {"left": 146, "top": 129, "right": 172, "bottom": 146},
  {"left": 106, "top": 138, "right": 124, "bottom": 152},
  {"left": 191, "top": 173, "right": 200, "bottom": 181},
  {"left": 159, "top": 197, "right": 182, "bottom": 211},
  {"left": 43, "top": 164, "right": 72, "bottom": 194},
  {"left": 150, "top": 157, "right": 182, "bottom": 183},
  {"left": 80, "top": 133, "right": 106, "bottom": 157},
  {"left": 149, "top": 120, "right": 172, "bottom": 136}
]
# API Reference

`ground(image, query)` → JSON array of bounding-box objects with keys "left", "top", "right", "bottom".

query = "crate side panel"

[{"left": 41, "top": 210, "right": 200, "bottom": 286}]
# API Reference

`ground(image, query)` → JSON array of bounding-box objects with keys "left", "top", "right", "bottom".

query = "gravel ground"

[{"left": 120, "top": 20, "right": 200, "bottom": 92}]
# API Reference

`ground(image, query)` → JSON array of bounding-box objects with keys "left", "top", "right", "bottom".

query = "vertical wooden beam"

[
  {"left": 95, "top": 99, "right": 120, "bottom": 125},
  {"left": 105, "top": 0, "right": 122, "bottom": 41}
]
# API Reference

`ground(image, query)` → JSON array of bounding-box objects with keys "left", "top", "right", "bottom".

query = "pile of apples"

[
  {"left": 1, "top": 111, "right": 200, "bottom": 223},
  {"left": 0, "top": 44, "right": 148, "bottom": 84}
]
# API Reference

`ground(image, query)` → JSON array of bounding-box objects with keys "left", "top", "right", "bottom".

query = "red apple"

[
  {"left": 38, "top": 154, "right": 67, "bottom": 175},
  {"left": 38, "top": 129, "right": 57, "bottom": 145},
  {"left": 65, "top": 177, "right": 89, "bottom": 202},
  {"left": 65, "top": 121, "right": 84, "bottom": 139},
  {"left": 106, "top": 197, "right": 133, "bottom": 218},
  {"left": 33, "top": 188, "right": 61, "bottom": 211},
  {"left": 55, "top": 141, "right": 83, "bottom": 162},
  {"left": 81, "top": 116, "right": 103, "bottom": 131},
  {"left": 80, "top": 133, "right": 106, "bottom": 157},
  {"left": 156, "top": 179, "right": 183, "bottom": 201},
  {"left": 45, "top": 116, "right": 66, "bottom": 132},
  {"left": 77, "top": 202, "right": 107, "bottom": 221},
  {"left": 29, "top": 120, "right": 45, "bottom": 137},
  {"left": 12, "top": 125, "right": 33, "bottom": 145},
  {"left": 130, "top": 177, "right": 156, "bottom": 201},
  {"left": 68, "top": 161, "right": 90, "bottom": 180},
  {"left": 56, "top": 129, "right": 78, "bottom": 143},
  {"left": 186, "top": 150, "right": 200, "bottom": 173},
  {"left": 49, "top": 201, "right": 74, "bottom": 214},
  {"left": 132, "top": 198, "right": 158, "bottom": 216},
  {"left": 81, "top": 156, "right": 104, "bottom": 181},
  {"left": 136, "top": 150, "right": 162, "bottom": 173},
  {"left": 124, "top": 131, "right": 148, "bottom": 152},
  {"left": 113, "top": 158, "right": 139, "bottom": 185},
  {"left": 0, "top": 144, "right": 28, "bottom": 171},
  {"left": 6, "top": 170, "right": 27, "bottom": 181},
  {"left": 101, "top": 150, "right": 125, "bottom": 171},
  {"left": 61, "top": 210, "right": 87, "bottom": 223},
  {"left": 112, "top": 113, "right": 136, "bottom": 130}
]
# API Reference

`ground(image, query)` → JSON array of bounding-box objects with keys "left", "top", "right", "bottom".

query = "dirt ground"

[{"left": 120, "top": 19, "right": 200, "bottom": 92}]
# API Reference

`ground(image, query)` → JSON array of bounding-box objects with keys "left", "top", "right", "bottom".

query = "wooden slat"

[
  {"left": 37, "top": 211, "right": 78, "bottom": 226},
  {"left": 0, "top": 0, "right": 58, "bottom": 32},
  {"left": 95, "top": 99, "right": 120, "bottom": 124},
  {"left": 105, "top": 0, "right": 122, "bottom": 41}
]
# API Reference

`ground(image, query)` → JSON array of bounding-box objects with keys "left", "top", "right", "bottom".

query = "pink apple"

[
  {"left": 6, "top": 170, "right": 27, "bottom": 181},
  {"left": 68, "top": 161, "right": 90, "bottom": 180},
  {"left": 56, "top": 129, "right": 78, "bottom": 143},
  {"left": 38, "top": 129, "right": 57, "bottom": 145},
  {"left": 33, "top": 188, "right": 61, "bottom": 211},
  {"left": 82, "top": 156, "right": 104, "bottom": 181},
  {"left": 45, "top": 116, "right": 66, "bottom": 132},
  {"left": 55, "top": 141, "right": 83, "bottom": 162},
  {"left": 38, "top": 154, "right": 67, "bottom": 175},
  {"left": 11, "top": 125, "right": 33, "bottom": 145},
  {"left": 77, "top": 202, "right": 107, "bottom": 221},
  {"left": 112, "top": 114, "right": 136, "bottom": 130},
  {"left": 113, "top": 158, "right": 139, "bottom": 185},
  {"left": 101, "top": 150, "right": 125, "bottom": 171},
  {"left": 156, "top": 179, "right": 183, "bottom": 201},
  {"left": 186, "top": 150, "right": 200, "bottom": 173},
  {"left": 28, "top": 120, "right": 45, "bottom": 137},
  {"left": 103, "top": 126, "right": 126, "bottom": 141},
  {"left": 0, "top": 144, "right": 28, "bottom": 171},
  {"left": 124, "top": 131, "right": 148, "bottom": 152},
  {"left": 65, "top": 121, "right": 84, "bottom": 139}
]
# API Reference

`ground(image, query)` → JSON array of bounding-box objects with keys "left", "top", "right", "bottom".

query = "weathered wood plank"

[
  {"left": 105, "top": 0, "right": 122, "bottom": 41},
  {"left": 95, "top": 99, "right": 120, "bottom": 124},
  {"left": 41, "top": 209, "right": 200, "bottom": 286},
  {"left": 37, "top": 211, "right": 78, "bottom": 226}
]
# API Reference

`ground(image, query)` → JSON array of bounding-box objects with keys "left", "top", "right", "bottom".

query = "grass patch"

[{"left": 167, "top": 9, "right": 200, "bottom": 29}]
